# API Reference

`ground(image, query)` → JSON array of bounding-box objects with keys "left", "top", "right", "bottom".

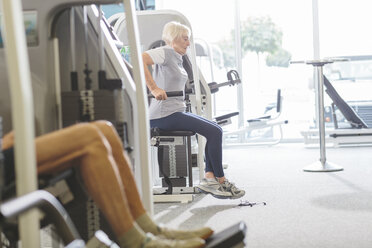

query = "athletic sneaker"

[
  {"left": 220, "top": 179, "right": 245, "bottom": 199},
  {"left": 195, "top": 178, "right": 245, "bottom": 199}
]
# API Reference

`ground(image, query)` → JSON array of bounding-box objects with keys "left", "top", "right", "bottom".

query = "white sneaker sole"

[{"left": 195, "top": 185, "right": 233, "bottom": 199}]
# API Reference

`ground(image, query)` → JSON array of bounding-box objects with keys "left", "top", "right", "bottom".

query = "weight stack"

[
  {"left": 61, "top": 90, "right": 126, "bottom": 140},
  {"left": 61, "top": 90, "right": 125, "bottom": 243},
  {"left": 63, "top": 173, "right": 116, "bottom": 243},
  {"left": 159, "top": 144, "right": 188, "bottom": 187}
]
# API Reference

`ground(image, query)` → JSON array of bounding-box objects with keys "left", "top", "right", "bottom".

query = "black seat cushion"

[{"left": 150, "top": 127, "right": 195, "bottom": 137}]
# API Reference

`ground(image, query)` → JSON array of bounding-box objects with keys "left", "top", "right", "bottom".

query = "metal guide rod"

[
  {"left": 70, "top": 7, "right": 76, "bottom": 71},
  {"left": 0, "top": 0, "right": 40, "bottom": 247},
  {"left": 83, "top": 5, "right": 92, "bottom": 90},
  {"left": 121, "top": 0, "right": 153, "bottom": 215},
  {"left": 83, "top": 6, "right": 89, "bottom": 67},
  {"left": 97, "top": 5, "right": 105, "bottom": 71},
  {"left": 53, "top": 37, "right": 63, "bottom": 129},
  {"left": 69, "top": 7, "right": 78, "bottom": 91}
]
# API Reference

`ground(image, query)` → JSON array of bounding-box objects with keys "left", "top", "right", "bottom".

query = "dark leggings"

[{"left": 150, "top": 112, "right": 224, "bottom": 177}]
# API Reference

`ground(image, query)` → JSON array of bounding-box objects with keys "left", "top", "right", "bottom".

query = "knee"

[
  {"left": 216, "top": 126, "right": 223, "bottom": 140},
  {"left": 79, "top": 122, "right": 105, "bottom": 142},
  {"left": 92, "top": 121, "right": 117, "bottom": 137},
  {"left": 81, "top": 124, "right": 112, "bottom": 153},
  {"left": 67, "top": 123, "right": 108, "bottom": 151},
  {"left": 92, "top": 120, "right": 114, "bottom": 130},
  {"left": 208, "top": 125, "right": 223, "bottom": 141}
]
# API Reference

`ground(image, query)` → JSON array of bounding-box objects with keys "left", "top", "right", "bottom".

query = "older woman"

[{"left": 142, "top": 21, "right": 245, "bottom": 199}]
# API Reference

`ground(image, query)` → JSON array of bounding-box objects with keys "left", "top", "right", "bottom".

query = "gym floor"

[{"left": 154, "top": 144, "right": 372, "bottom": 248}]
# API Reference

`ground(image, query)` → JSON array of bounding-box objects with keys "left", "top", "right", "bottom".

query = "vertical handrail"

[
  {"left": 234, "top": 0, "right": 244, "bottom": 130},
  {"left": 0, "top": 0, "right": 40, "bottom": 247},
  {"left": 316, "top": 66, "right": 326, "bottom": 165},
  {"left": 121, "top": 0, "right": 153, "bottom": 215},
  {"left": 54, "top": 37, "right": 63, "bottom": 129}
]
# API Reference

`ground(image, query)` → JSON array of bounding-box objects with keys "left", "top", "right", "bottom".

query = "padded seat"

[{"left": 151, "top": 127, "right": 195, "bottom": 137}]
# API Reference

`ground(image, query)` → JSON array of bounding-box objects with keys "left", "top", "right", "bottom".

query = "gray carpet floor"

[{"left": 153, "top": 144, "right": 372, "bottom": 248}]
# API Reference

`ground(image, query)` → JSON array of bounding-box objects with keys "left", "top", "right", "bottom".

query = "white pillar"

[
  {"left": 0, "top": 0, "right": 40, "bottom": 247},
  {"left": 122, "top": 0, "right": 154, "bottom": 215},
  {"left": 234, "top": 0, "right": 244, "bottom": 129}
]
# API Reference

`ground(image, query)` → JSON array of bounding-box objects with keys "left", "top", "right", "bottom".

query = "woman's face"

[{"left": 172, "top": 32, "right": 190, "bottom": 55}]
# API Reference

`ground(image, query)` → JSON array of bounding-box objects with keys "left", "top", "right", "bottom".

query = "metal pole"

[
  {"left": 70, "top": 8, "right": 76, "bottom": 73},
  {"left": 69, "top": 7, "right": 79, "bottom": 92},
  {"left": 317, "top": 65, "right": 326, "bottom": 165},
  {"left": 302, "top": 60, "right": 343, "bottom": 172},
  {"left": 97, "top": 5, "right": 105, "bottom": 71},
  {"left": 0, "top": 0, "right": 40, "bottom": 246},
  {"left": 312, "top": 0, "right": 320, "bottom": 60}
]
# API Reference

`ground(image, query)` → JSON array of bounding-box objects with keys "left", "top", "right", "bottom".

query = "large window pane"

[{"left": 155, "top": 0, "right": 372, "bottom": 144}]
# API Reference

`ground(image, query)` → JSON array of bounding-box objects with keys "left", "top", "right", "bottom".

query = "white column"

[
  {"left": 234, "top": 0, "right": 244, "bottom": 129},
  {"left": 0, "top": 0, "right": 40, "bottom": 247},
  {"left": 122, "top": 0, "right": 154, "bottom": 215}
]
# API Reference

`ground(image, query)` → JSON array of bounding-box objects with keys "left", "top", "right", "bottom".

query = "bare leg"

[
  {"left": 91, "top": 121, "right": 146, "bottom": 219},
  {"left": 35, "top": 123, "right": 134, "bottom": 237},
  {"left": 34, "top": 122, "right": 206, "bottom": 247},
  {"left": 91, "top": 121, "right": 213, "bottom": 241}
]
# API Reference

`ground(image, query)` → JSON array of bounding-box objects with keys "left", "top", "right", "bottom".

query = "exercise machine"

[
  {"left": 111, "top": 9, "right": 208, "bottom": 182},
  {"left": 0, "top": 0, "right": 151, "bottom": 246},
  {"left": 193, "top": 39, "right": 287, "bottom": 146},
  {"left": 223, "top": 88, "right": 288, "bottom": 146},
  {"left": 0, "top": 2, "right": 248, "bottom": 247},
  {"left": 302, "top": 75, "right": 372, "bottom": 147},
  {"left": 111, "top": 10, "right": 209, "bottom": 191},
  {"left": 149, "top": 91, "right": 196, "bottom": 203}
]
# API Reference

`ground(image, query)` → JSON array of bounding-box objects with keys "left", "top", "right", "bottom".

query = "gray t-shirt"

[{"left": 145, "top": 45, "right": 188, "bottom": 120}]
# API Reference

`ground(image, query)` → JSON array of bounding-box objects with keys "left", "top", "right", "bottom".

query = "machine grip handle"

[{"left": 148, "top": 91, "right": 184, "bottom": 98}]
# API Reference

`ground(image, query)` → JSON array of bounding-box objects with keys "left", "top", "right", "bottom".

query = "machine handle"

[
  {"left": 148, "top": 91, "right": 184, "bottom": 98},
  {"left": 0, "top": 190, "right": 81, "bottom": 245}
]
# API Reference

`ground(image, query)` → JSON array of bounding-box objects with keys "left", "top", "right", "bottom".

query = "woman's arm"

[{"left": 142, "top": 52, "right": 167, "bottom": 100}]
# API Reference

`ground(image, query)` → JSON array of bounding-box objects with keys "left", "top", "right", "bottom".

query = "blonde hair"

[{"left": 162, "top": 21, "right": 191, "bottom": 45}]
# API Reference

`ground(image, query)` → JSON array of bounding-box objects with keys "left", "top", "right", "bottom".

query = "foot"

[
  {"left": 158, "top": 225, "right": 214, "bottom": 240},
  {"left": 220, "top": 179, "right": 245, "bottom": 199},
  {"left": 142, "top": 233, "right": 205, "bottom": 248},
  {"left": 196, "top": 178, "right": 245, "bottom": 199}
]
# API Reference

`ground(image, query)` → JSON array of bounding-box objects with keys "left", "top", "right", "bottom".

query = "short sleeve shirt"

[{"left": 145, "top": 46, "right": 188, "bottom": 120}]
